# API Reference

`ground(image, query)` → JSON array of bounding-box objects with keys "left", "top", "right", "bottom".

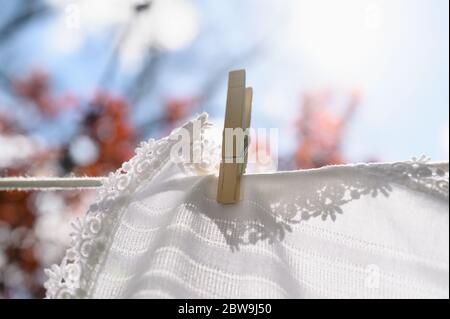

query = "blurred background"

[{"left": 0, "top": 0, "right": 448, "bottom": 298}]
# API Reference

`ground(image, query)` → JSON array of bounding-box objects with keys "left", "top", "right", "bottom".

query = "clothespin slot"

[{"left": 217, "top": 69, "right": 253, "bottom": 204}]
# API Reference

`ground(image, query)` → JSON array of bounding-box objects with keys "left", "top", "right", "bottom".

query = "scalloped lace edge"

[
  {"left": 43, "top": 115, "right": 449, "bottom": 299},
  {"left": 44, "top": 113, "right": 212, "bottom": 298}
]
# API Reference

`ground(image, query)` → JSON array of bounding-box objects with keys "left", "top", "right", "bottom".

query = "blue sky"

[{"left": 1, "top": 0, "right": 448, "bottom": 163}]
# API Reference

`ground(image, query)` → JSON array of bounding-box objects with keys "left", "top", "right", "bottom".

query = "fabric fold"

[{"left": 44, "top": 113, "right": 449, "bottom": 299}]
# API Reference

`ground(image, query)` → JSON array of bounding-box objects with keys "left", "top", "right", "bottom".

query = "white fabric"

[{"left": 44, "top": 113, "right": 449, "bottom": 299}]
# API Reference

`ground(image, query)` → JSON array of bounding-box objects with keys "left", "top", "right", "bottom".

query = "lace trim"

[
  {"left": 44, "top": 113, "right": 212, "bottom": 299},
  {"left": 44, "top": 113, "right": 449, "bottom": 299},
  {"left": 271, "top": 156, "right": 448, "bottom": 222},
  {"left": 211, "top": 156, "right": 448, "bottom": 251},
  {"left": 387, "top": 156, "right": 448, "bottom": 199}
]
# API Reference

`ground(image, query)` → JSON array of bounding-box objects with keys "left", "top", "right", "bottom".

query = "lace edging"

[
  {"left": 204, "top": 156, "right": 448, "bottom": 251},
  {"left": 43, "top": 118, "right": 449, "bottom": 299},
  {"left": 43, "top": 113, "right": 212, "bottom": 299},
  {"left": 271, "top": 155, "right": 448, "bottom": 223}
]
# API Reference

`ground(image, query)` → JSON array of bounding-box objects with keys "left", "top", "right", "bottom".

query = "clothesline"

[
  {"left": 0, "top": 177, "right": 104, "bottom": 191},
  {"left": 1, "top": 161, "right": 448, "bottom": 191}
]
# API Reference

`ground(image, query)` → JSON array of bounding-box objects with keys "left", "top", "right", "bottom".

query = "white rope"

[
  {"left": 0, "top": 177, "right": 104, "bottom": 191},
  {"left": 0, "top": 161, "right": 447, "bottom": 191}
]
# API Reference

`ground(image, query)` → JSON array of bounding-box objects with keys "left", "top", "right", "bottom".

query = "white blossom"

[{"left": 46, "top": 0, "right": 199, "bottom": 68}]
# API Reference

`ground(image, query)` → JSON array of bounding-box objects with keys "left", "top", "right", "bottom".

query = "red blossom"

[
  {"left": 294, "top": 89, "right": 360, "bottom": 169},
  {"left": 164, "top": 96, "right": 198, "bottom": 125},
  {"left": 13, "top": 69, "right": 77, "bottom": 116}
]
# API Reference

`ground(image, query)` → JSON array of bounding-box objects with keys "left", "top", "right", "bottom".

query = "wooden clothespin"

[{"left": 217, "top": 69, "right": 253, "bottom": 204}]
